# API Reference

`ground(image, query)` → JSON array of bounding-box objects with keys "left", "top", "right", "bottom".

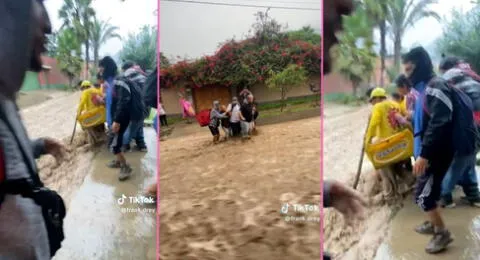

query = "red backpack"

[{"left": 196, "top": 109, "right": 211, "bottom": 127}]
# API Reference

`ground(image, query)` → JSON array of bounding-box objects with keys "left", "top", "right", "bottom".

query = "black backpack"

[
  {"left": 425, "top": 77, "right": 480, "bottom": 155},
  {"left": 143, "top": 67, "right": 158, "bottom": 109},
  {"left": 117, "top": 75, "right": 146, "bottom": 121}
]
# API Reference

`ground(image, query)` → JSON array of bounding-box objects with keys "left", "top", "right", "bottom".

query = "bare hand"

[
  {"left": 44, "top": 138, "right": 67, "bottom": 163},
  {"left": 112, "top": 122, "right": 120, "bottom": 133},
  {"left": 413, "top": 157, "right": 428, "bottom": 176},
  {"left": 330, "top": 180, "right": 368, "bottom": 223}
]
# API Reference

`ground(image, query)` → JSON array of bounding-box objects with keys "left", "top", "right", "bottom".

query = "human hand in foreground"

[
  {"left": 413, "top": 157, "right": 428, "bottom": 176},
  {"left": 44, "top": 138, "right": 67, "bottom": 163},
  {"left": 330, "top": 180, "right": 368, "bottom": 223},
  {"left": 112, "top": 122, "right": 120, "bottom": 133}
]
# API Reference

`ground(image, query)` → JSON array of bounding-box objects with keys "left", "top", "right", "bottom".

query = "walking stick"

[
  {"left": 353, "top": 115, "right": 371, "bottom": 190},
  {"left": 70, "top": 116, "right": 78, "bottom": 145}
]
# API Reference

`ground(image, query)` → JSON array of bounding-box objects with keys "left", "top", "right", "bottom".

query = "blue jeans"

[
  {"left": 441, "top": 153, "right": 480, "bottom": 203},
  {"left": 153, "top": 113, "right": 158, "bottom": 134},
  {"left": 122, "top": 119, "right": 146, "bottom": 148}
]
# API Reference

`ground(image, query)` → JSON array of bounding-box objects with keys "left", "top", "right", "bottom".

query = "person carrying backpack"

[
  {"left": 99, "top": 59, "right": 144, "bottom": 181},
  {"left": 403, "top": 47, "right": 479, "bottom": 254},
  {"left": 120, "top": 61, "right": 148, "bottom": 152},
  {"left": 438, "top": 57, "right": 480, "bottom": 208},
  {"left": 0, "top": 1, "right": 67, "bottom": 258}
]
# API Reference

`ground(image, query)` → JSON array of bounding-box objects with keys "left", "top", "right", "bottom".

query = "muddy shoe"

[
  {"left": 460, "top": 196, "right": 480, "bottom": 207},
  {"left": 425, "top": 230, "right": 453, "bottom": 254},
  {"left": 118, "top": 165, "right": 132, "bottom": 181},
  {"left": 135, "top": 146, "right": 148, "bottom": 152},
  {"left": 107, "top": 160, "right": 122, "bottom": 168},
  {"left": 415, "top": 221, "right": 435, "bottom": 235},
  {"left": 440, "top": 199, "right": 456, "bottom": 208}
]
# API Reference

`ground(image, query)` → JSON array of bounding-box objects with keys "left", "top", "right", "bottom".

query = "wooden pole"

[{"left": 353, "top": 115, "right": 371, "bottom": 190}]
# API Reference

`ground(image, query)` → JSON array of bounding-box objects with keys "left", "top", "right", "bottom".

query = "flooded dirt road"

[
  {"left": 17, "top": 91, "right": 157, "bottom": 260},
  {"left": 159, "top": 116, "right": 321, "bottom": 259},
  {"left": 53, "top": 128, "right": 157, "bottom": 260}
]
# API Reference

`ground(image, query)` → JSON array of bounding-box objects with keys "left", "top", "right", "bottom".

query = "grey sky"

[
  {"left": 377, "top": 0, "right": 474, "bottom": 55},
  {"left": 44, "top": 0, "right": 157, "bottom": 57},
  {"left": 159, "top": 0, "right": 321, "bottom": 62}
]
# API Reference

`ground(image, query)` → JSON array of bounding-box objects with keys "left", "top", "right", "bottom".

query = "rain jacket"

[
  {"left": 364, "top": 100, "right": 408, "bottom": 144},
  {"left": 442, "top": 68, "right": 480, "bottom": 127},
  {"left": 111, "top": 73, "right": 145, "bottom": 125},
  {"left": 77, "top": 87, "right": 103, "bottom": 115},
  {"left": 413, "top": 78, "right": 454, "bottom": 160}
]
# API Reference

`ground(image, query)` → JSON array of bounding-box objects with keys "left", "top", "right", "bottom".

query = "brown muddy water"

[
  {"left": 52, "top": 128, "right": 157, "bottom": 260},
  {"left": 375, "top": 170, "right": 480, "bottom": 260}
]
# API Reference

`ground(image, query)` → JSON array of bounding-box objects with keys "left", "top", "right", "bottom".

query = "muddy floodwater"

[
  {"left": 52, "top": 128, "right": 157, "bottom": 260},
  {"left": 376, "top": 170, "right": 480, "bottom": 260}
]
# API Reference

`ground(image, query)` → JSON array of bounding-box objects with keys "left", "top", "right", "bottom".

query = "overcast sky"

[
  {"left": 44, "top": 0, "right": 157, "bottom": 58},
  {"left": 159, "top": 0, "right": 321, "bottom": 62},
  {"left": 377, "top": 0, "right": 475, "bottom": 55}
]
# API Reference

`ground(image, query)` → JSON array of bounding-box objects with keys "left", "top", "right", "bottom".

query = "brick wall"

[{"left": 38, "top": 56, "right": 70, "bottom": 86}]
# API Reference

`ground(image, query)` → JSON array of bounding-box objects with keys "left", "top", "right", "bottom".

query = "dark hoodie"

[{"left": 403, "top": 47, "right": 454, "bottom": 160}]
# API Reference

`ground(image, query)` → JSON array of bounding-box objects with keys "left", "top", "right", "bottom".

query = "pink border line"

[
  {"left": 156, "top": 0, "right": 161, "bottom": 259},
  {"left": 320, "top": 0, "right": 324, "bottom": 259}
]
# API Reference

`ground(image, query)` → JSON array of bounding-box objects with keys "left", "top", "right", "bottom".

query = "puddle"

[
  {"left": 53, "top": 128, "right": 157, "bottom": 260},
  {"left": 375, "top": 169, "right": 480, "bottom": 260}
]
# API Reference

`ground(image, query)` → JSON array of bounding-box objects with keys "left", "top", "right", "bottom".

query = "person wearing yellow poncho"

[
  {"left": 365, "top": 87, "right": 412, "bottom": 204},
  {"left": 77, "top": 80, "right": 106, "bottom": 144}
]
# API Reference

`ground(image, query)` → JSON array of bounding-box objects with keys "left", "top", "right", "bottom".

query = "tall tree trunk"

[
  {"left": 93, "top": 45, "right": 99, "bottom": 75},
  {"left": 394, "top": 33, "right": 402, "bottom": 69},
  {"left": 85, "top": 39, "right": 90, "bottom": 78},
  {"left": 379, "top": 20, "right": 387, "bottom": 87}
]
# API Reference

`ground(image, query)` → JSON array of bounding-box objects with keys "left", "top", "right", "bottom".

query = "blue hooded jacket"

[{"left": 413, "top": 82, "right": 426, "bottom": 158}]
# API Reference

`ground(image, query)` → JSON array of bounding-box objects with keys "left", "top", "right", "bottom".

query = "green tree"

[
  {"left": 90, "top": 17, "right": 121, "bottom": 70},
  {"left": 251, "top": 9, "right": 286, "bottom": 44},
  {"left": 59, "top": 0, "right": 96, "bottom": 76},
  {"left": 119, "top": 25, "right": 157, "bottom": 71},
  {"left": 287, "top": 26, "right": 321, "bottom": 45},
  {"left": 266, "top": 64, "right": 307, "bottom": 112},
  {"left": 437, "top": 7, "right": 480, "bottom": 71},
  {"left": 386, "top": 0, "right": 440, "bottom": 67},
  {"left": 56, "top": 28, "right": 83, "bottom": 88},
  {"left": 335, "top": 7, "right": 377, "bottom": 96},
  {"left": 46, "top": 32, "right": 58, "bottom": 57},
  {"left": 362, "top": 0, "right": 393, "bottom": 87}
]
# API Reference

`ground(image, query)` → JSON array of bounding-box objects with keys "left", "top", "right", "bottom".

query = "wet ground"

[
  {"left": 52, "top": 128, "right": 157, "bottom": 260},
  {"left": 375, "top": 170, "right": 480, "bottom": 260},
  {"left": 159, "top": 115, "right": 321, "bottom": 259}
]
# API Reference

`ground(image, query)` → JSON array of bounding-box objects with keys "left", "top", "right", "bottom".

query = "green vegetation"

[
  {"left": 91, "top": 18, "right": 121, "bottom": 69},
  {"left": 438, "top": 6, "right": 480, "bottom": 72},
  {"left": 160, "top": 10, "right": 320, "bottom": 89},
  {"left": 334, "top": 7, "right": 376, "bottom": 96},
  {"left": 119, "top": 25, "right": 157, "bottom": 71},
  {"left": 56, "top": 28, "right": 83, "bottom": 88},
  {"left": 286, "top": 26, "right": 320, "bottom": 45},
  {"left": 266, "top": 64, "right": 307, "bottom": 111},
  {"left": 324, "top": 93, "right": 363, "bottom": 106},
  {"left": 59, "top": 0, "right": 96, "bottom": 74}
]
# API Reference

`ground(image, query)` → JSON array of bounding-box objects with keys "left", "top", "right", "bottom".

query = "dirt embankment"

[
  {"left": 20, "top": 91, "right": 96, "bottom": 205},
  {"left": 159, "top": 116, "right": 321, "bottom": 259},
  {"left": 323, "top": 104, "right": 401, "bottom": 260}
]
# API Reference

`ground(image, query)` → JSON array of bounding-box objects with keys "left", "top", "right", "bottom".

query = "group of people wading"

[
  {"left": 363, "top": 47, "right": 480, "bottom": 254},
  {"left": 76, "top": 58, "right": 158, "bottom": 198},
  {"left": 207, "top": 87, "right": 259, "bottom": 144}
]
